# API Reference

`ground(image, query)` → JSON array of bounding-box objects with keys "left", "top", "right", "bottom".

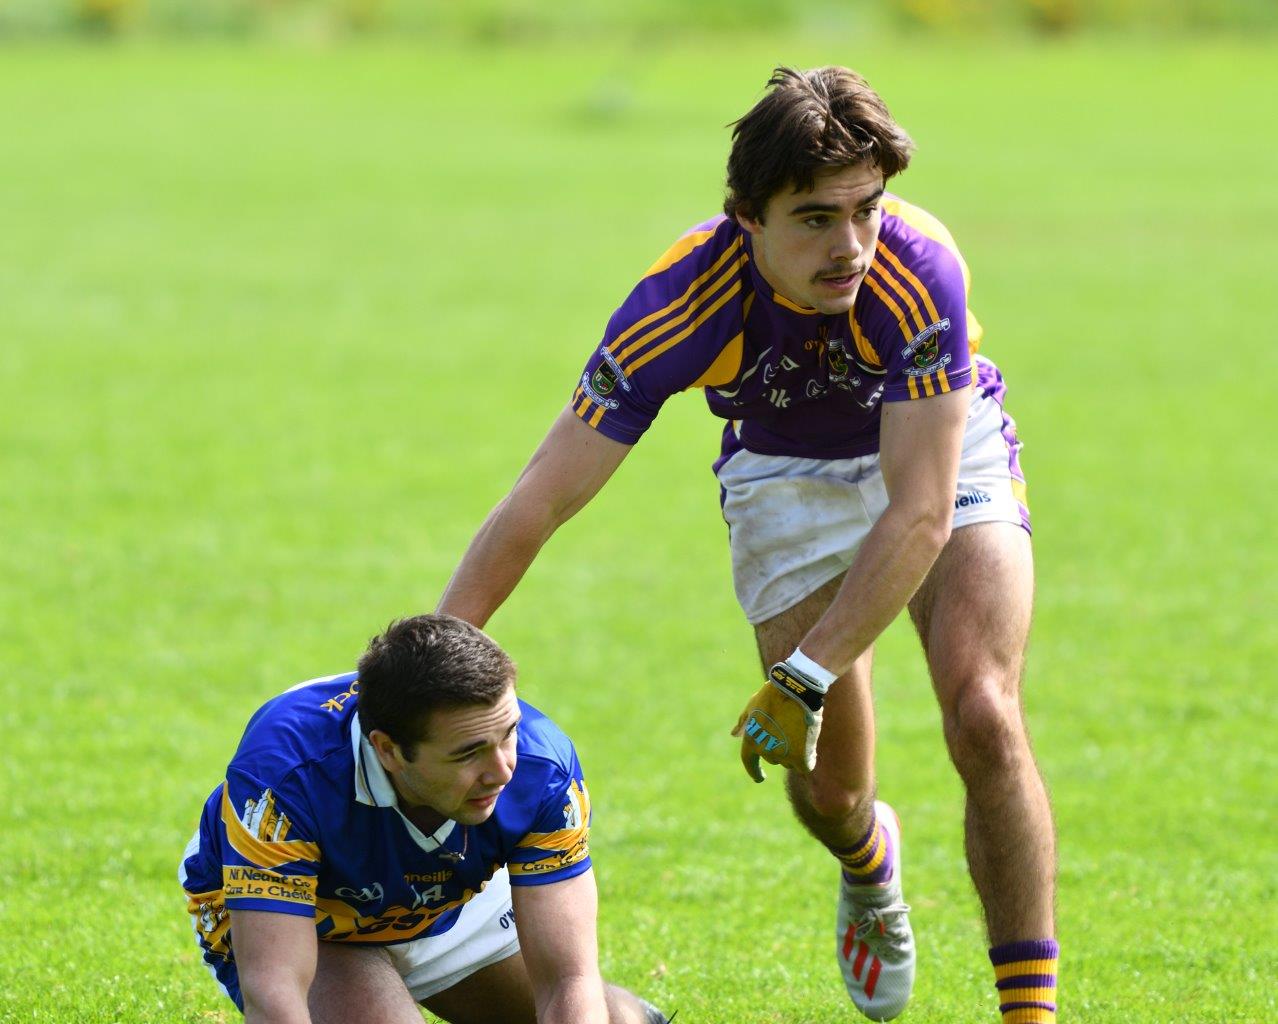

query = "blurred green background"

[{"left": 1, "top": 5, "right": 1275, "bottom": 1023}]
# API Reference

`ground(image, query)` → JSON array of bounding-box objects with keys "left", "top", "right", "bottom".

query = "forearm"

[
  {"left": 436, "top": 492, "right": 560, "bottom": 628},
  {"left": 242, "top": 983, "right": 312, "bottom": 1024},
  {"left": 800, "top": 500, "right": 950, "bottom": 676}
]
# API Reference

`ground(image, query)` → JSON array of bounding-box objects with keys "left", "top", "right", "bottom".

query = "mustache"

[{"left": 814, "top": 264, "right": 867, "bottom": 281}]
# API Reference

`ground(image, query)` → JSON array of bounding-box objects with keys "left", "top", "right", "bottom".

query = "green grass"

[{"left": 1, "top": 34, "right": 1275, "bottom": 1023}]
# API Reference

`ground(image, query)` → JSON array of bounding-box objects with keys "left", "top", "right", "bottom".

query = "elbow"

[{"left": 902, "top": 499, "right": 953, "bottom": 557}]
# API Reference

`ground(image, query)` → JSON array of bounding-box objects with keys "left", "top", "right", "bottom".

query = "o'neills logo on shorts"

[{"left": 955, "top": 490, "right": 992, "bottom": 509}]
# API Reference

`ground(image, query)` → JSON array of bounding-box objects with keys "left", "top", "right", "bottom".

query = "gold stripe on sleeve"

[
  {"left": 623, "top": 280, "right": 742, "bottom": 375},
  {"left": 610, "top": 238, "right": 743, "bottom": 354},
  {"left": 221, "top": 786, "right": 320, "bottom": 870},
  {"left": 870, "top": 257, "right": 927, "bottom": 334},
  {"left": 864, "top": 274, "right": 914, "bottom": 343},
  {"left": 616, "top": 254, "right": 745, "bottom": 365},
  {"left": 876, "top": 240, "right": 942, "bottom": 324},
  {"left": 643, "top": 228, "right": 717, "bottom": 278},
  {"left": 937, "top": 367, "right": 950, "bottom": 393}
]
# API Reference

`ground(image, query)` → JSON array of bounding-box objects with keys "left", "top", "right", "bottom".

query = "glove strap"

[
  {"left": 786, "top": 647, "right": 838, "bottom": 691},
  {"left": 769, "top": 661, "right": 827, "bottom": 714}
]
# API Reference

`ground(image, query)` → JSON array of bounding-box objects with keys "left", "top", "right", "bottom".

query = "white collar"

[{"left": 350, "top": 713, "right": 456, "bottom": 852}]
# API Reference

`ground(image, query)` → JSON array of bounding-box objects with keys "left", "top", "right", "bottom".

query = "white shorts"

[
  {"left": 380, "top": 867, "right": 520, "bottom": 1001},
  {"left": 719, "top": 377, "right": 1029, "bottom": 625}
]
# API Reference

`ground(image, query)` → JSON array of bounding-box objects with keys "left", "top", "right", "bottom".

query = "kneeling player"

[{"left": 180, "top": 614, "right": 668, "bottom": 1024}]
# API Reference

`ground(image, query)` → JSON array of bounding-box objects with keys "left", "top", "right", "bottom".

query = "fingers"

[{"left": 740, "top": 744, "right": 765, "bottom": 783}]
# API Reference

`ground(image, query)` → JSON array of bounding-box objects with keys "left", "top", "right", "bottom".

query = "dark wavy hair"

[
  {"left": 357, "top": 614, "right": 515, "bottom": 758},
  {"left": 724, "top": 66, "right": 915, "bottom": 223}
]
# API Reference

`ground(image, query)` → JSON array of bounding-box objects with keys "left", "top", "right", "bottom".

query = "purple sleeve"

[
  {"left": 861, "top": 233, "right": 973, "bottom": 403},
  {"left": 570, "top": 220, "right": 748, "bottom": 444}
]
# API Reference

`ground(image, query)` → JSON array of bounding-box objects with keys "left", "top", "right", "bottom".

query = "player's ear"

[
  {"left": 735, "top": 211, "right": 764, "bottom": 235},
  {"left": 369, "top": 729, "right": 406, "bottom": 771}
]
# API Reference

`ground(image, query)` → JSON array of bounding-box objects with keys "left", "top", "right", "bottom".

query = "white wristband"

[{"left": 787, "top": 647, "right": 838, "bottom": 693}]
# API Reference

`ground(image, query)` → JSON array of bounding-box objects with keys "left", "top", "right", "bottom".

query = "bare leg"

[
  {"left": 422, "top": 951, "right": 663, "bottom": 1024},
  {"left": 908, "top": 522, "right": 1055, "bottom": 943},
  {"left": 307, "top": 942, "right": 425, "bottom": 1024},
  {"left": 755, "top": 575, "right": 878, "bottom": 849}
]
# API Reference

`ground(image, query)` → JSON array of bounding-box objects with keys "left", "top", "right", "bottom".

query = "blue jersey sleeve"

[
  {"left": 506, "top": 752, "right": 593, "bottom": 887},
  {"left": 218, "top": 767, "right": 322, "bottom": 918}
]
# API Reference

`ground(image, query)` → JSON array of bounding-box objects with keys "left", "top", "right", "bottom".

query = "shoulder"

[
  {"left": 642, "top": 214, "right": 744, "bottom": 280},
  {"left": 876, "top": 194, "right": 971, "bottom": 292},
  {"left": 229, "top": 671, "right": 359, "bottom": 790},
  {"left": 512, "top": 698, "right": 580, "bottom": 779}
]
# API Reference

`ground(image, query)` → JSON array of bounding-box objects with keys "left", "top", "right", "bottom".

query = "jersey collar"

[{"left": 350, "top": 713, "right": 457, "bottom": 851}]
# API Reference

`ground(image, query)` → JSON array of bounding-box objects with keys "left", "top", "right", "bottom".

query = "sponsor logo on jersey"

[
  {"left": 580, "top": 371, "right": 620, "bottom": 410},
  {"left": 404, "top": 870, "right": 453, "bottom": 883},
  {"left": 223, "top": 865, "right": 317, "bottom": 905},
  {"left": 954, "top": 490, "right": 992, "bottom": 509},
  {"left": 321, "top": 679, "right": 360, "bottom": 713},
  {"left": 335, "top": 882, "right": 384, "bottom": 904}
]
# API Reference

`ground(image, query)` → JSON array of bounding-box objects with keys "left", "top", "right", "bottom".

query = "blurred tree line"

[{"left": 1, "top": 0, "right": 1274, "bottom": 38}]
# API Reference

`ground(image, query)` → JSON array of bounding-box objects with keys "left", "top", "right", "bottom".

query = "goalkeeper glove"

[{"left": 731, "top": 650, "right": 837, "bottom": 782}]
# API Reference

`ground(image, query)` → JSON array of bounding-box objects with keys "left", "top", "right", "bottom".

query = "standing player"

[
  {"left": 437, "top": 67, "right": 1058, "bottom": 1023},
  {"left": 180, "top": 614, "right": 669, "bottom": 1024}
]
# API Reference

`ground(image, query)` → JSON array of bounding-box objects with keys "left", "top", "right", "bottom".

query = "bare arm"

[
  {"left": 799, "top": 387, "right": 970, "bottom": 676},
  {"left": 512, "top": 870, "right": 610, "bottom": 1024},
  {"left": 231, "top": 909, "right": 318, "bottom": 1024},
  {"left": 437, "top": 406, "right": 632, "bottom": 627}
]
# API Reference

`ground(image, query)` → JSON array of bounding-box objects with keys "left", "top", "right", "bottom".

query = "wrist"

[{"left": 785, "top": 647, "right": 838, "bottom": 693}]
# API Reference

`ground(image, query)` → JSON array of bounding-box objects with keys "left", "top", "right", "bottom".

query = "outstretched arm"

[{"left": 437, "top": 406, "right": 632, "bottom": 627}]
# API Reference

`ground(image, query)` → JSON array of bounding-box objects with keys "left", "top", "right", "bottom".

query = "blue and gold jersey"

[
  {"left": 573, "top": 194, "right": 983, "bottom": 463},
  {"left": 180, "top": 673, "right": 591, "bottom": 973}
]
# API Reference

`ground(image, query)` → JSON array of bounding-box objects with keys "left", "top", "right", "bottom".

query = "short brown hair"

[
  {"left": 357, "top": 615, "right": 515, "bottom": 758},
  {"left": 724, "top": 66, "right": 914, "bottom": 223}
]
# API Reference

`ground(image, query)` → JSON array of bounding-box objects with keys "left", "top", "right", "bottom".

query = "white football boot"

[{"left": 836, "top": 801, "right": 915, "bottom": 1021}]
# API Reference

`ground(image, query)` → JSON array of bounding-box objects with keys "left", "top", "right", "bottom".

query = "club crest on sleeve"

[{"left": 901, "top": 318, "right": 952, "bottom": 376}]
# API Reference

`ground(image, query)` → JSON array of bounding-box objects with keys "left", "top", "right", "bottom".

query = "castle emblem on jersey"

[
  {"left": 580, "top": 370, "right": 620, "bottom": 410},
  {"left": 902, "top": 318, "right": 953, "bottom": 377},
  {"left": 591, "top": 363, "right": 619, "bottom": 396},
  {"left": 241, "top": 788, "right": 293, "bottom": 842},
  {"left": 827, "top": 337, "right": 851, "bottom": 384}
]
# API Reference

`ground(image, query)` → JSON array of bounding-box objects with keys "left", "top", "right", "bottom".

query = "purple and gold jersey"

[
  {"left": 179, "top": 673, "right": 591, "bottom": 999},
  {"left": 572, "top": 195, "right": 984, "bottom": 463}
]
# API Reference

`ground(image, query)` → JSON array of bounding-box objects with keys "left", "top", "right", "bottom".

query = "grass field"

[{"left": 1, "top": 33, "right": 1275, "bottom": 1023}]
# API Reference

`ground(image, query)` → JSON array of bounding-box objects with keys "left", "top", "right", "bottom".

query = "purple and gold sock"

[
  {"left": 989, "top": 939, "right": 1058, "bottom": 1024},
  {"left": 833, "top": 808, "right": 894, "bottom": 886}
]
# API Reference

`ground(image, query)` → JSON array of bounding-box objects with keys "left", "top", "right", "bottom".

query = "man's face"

[
  {"left": 737, "top": 163, "right": 886, "bottom": 316},
  {"left": 373, "top": 685, "right": 520, "bottom": 827}
]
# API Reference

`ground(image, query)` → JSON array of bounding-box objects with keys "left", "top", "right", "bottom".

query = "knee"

[
  {"left": 941, "top": 677, "right": 1029, "bottom": 784},
  {"left": 794, "top": 768, "right": 874, "bottom": 823}
]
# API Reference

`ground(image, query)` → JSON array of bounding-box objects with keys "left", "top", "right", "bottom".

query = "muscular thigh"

[
  {"left": 908, "top": 521, "right": 1034, "bottom": 707},
  {"left": 308, "top": 942, "right": 423, "bottom": 1024},
  {"left": 421, "top": 952, "right": 537, "bottom": 1024}
]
